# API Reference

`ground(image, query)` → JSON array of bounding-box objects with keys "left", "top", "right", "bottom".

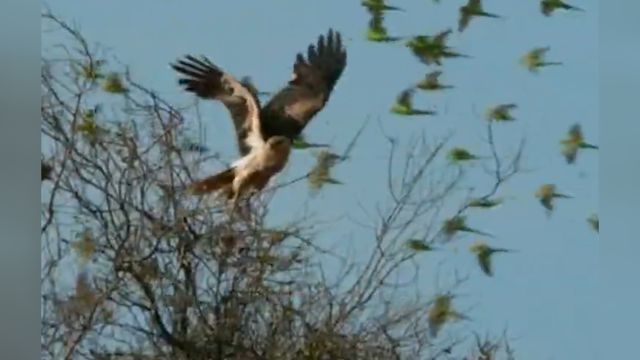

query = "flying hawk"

[{"left": 171, "top": 29, "right": 347, "bottom": 204}]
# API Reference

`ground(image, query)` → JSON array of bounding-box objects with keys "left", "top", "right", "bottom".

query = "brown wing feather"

[
  {"left": 171, "top": 55, "right": 264, "bottom": 156},
  {"left": 188, "top": 168, "right": 236, "bottom": 195},
  {"left": 260, "top": 29, "right": 347, "bottom": 140}
]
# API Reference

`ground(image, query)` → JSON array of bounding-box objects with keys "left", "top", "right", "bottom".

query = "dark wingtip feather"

[
  {"left": 263, "top": 28, "right": 348, "bottom": 133},
  {"left": 171, "top": 55, "right": 221, "bottom": 76},
  {"left": 307, "top": 44, "right": 317, "bottom": 63},
  {"left": 171, "top": 54, "right": 228, "bottom": 98}
]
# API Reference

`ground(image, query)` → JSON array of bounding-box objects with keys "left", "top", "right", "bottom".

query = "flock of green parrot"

[{"left": 362, "top": 0, "right": 596, "bottom": 287}]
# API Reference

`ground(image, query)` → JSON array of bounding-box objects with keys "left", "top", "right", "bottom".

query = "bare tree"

[{"left": 41, "top": 11, "right": 522, "bottom": 360}]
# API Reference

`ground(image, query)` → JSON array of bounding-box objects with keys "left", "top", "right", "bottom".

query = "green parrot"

[
  {"left": 469, "top": 240, "right": 513, "bottom": 277},
  {"left": 391, "top": 88, "right": 437, "bottom": 116},
  {"left": 406, "top": 36, "right": 441, "bottom": 65},
  {"left": 78, "top": 59, "right": 105, "bottom": 82},
  {"left": 292, "top": 134, "right": 330, "bottom": 150},
  {"left": 240, "top": 76, "right": 272, "bottom": 97},
  {"left": 366, "top": 11, "right": 404, "bottom": 42},
  {"left": 458, "top": 0, "right": 502, "bottom": 33},
  {"left": 410, "top": 44, "right": 470, "bottom": 66},
  {"left": 102, "top": 72, "right": 128, "bottom": 94},
  {"left": 308, "top": 150, "right": 344, "bottom": 191},
  {"left": 406, "top": 239, "right": 437, "bottom": 252},
  {"left": 442, "top": 215, "right": 491, "bottom": 240},
  {"left": 447, "top": 147, "right": 485, "bottom": 162},
  {"left": 587, "top": 214, "right": 599, "bottom": 233},
  {"left": 560, "top": 123, "right": 598, "bottom": 164},
  {"left": 432, "top": 28, "right": 453, "bottom": 47},
  {"left": 76, "top": 106, "right": 108, "bottom": 146},
  {"left": 416, "top": 70, "right": 454, "bottom": 91},
  {"left": 535, "top": 183, "right": 572, "bottom": 212},
  {"left": 486, "top": 103, "right": 517, "bottom": 122},
  {"left": 540, "top": 0, "right": 584, "bottom": 16},
  {"left": 406, "top": 29, "right": 470, "bottom": 66},
  {"left": 362, "top": 0, "right": 403, "bottom": 13},
  {"left": 428, "top": 293, "right": 466, "bottom": 338},
  {"left": 405, "top": 35, "right": 429, "bottom": 53},
  {"left": 467, "top": 197, "right": 504, "bottom": 209},
  {"left": 521, "top": 46, "right": 562, "bottom": 73}
]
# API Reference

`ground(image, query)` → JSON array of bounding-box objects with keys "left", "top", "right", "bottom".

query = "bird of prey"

[
  {"left": 458, "top": 0, "right": 502, "bottom": 33},
  {"left": 391, "top": 88, "right": 436, "bottom": 116},
  {"left": 560, "top": 123, "right": 598, "bottom": 164},
  {"left": 171, "top": 30, "right": 347, "bottom": 204},
  {"left": 540, "top": 0, "right": 584, "bottom": 16},
  {"left": 416, "top": 70, "right": 454, "bottom": 91},
  {"left": 520, "top": 46, "right": 562, "bottom": 73},
  {"left": 535, "top": 183, "right": 571, "bottom": 212},
  {"left": 469, "top": 240, "right": 513, "bottom": 277},
  {"left": 486, "top": 103, "right": 517, "bottom": 122},
  {"left": 406, "top": 29, "right": 469, "bottom": 66}
]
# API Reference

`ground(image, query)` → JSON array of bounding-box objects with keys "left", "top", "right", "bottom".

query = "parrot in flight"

[
  {"left": 560, "top": 123, "right": 598, "bottom": 164},
  {"left": 416, "top": 70, "right": 454, "bottom": 91},
  {"left": 486, "top": 103, "right": 517, "bottom": 122},
  {"left": 291, "top": 134, "right": 329, "bottom": 150},
  {"left": 391, "top": 88, "right": 437, "bottom": 116},
  {"left": 535, "top": 183, "right": 571, "bottom": 213},
  {"left": 447, "top": 147, "right": 486, "bottom": 163},
  {"left": 366, "top": 10, "right": 404, "bottom": 43},
  {"left": 458, "top": 0, "right": 502, "bottom": 33},
  {"left": 540, "top": 0, "right": 584, "bottom": 17},
  {"left": 469, "top": 240, "right": 513, "bottom": 277},
  {"left": 428, "top": 293, "right": 467, "bottom": 337},
  {"left": 467, "top": 197, "right": 504, "bottom": 209},
  {"left": 521, "top": 46, "right": 562, "bottom": 73},
  {"left": 361, "top": 0, "right": 403, "bottom": 13},
  {"left": 406, "top": 239, "right": 437, "bottom": 252},
  {"left": 406, "top": 29, "right": 470, "bottom": 66},
  {"left": 308, "top": 150, "right": 344, "bottom": 191},
  {"left": 442, "top": 215, "right": 491, "bottom": 241}
]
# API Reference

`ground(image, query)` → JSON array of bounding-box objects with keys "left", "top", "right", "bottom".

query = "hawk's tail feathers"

[{"left": 187, "top": 168, "right": 236, "bottom": 196}]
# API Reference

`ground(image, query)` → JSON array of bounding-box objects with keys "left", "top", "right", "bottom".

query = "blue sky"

[{"left": 42, "top": 0, "right": 601, "bottom": 358}]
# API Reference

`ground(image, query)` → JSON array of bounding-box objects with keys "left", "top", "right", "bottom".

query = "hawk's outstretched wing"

[
  {"left": 171, "top": 55, "right": 264, "bottom": 156},
  {"left": 260, "top": 29, "right": 347, "bottom": 140}
]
